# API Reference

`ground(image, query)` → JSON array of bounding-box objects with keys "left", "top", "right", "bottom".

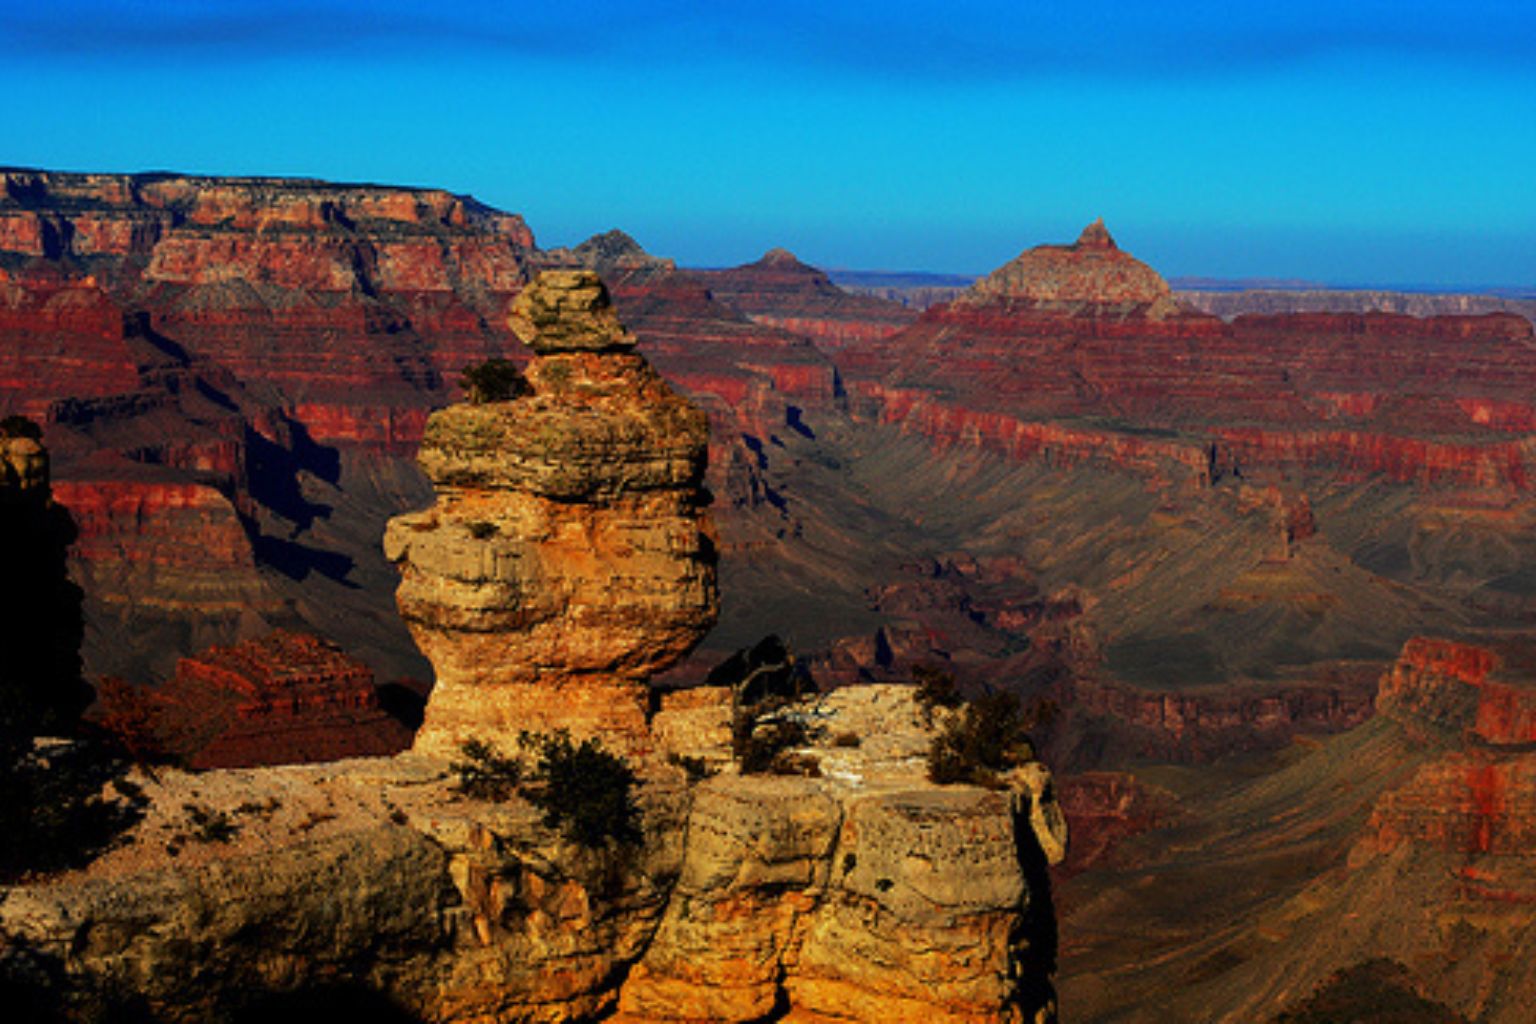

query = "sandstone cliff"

[{"left": 1, "top": 682, "right": 1064, "bottom": 1024}]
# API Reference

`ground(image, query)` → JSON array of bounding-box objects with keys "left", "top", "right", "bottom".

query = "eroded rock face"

[
  {"left": 1, "top": 686, "right": 1063, "bottom": 1024},
  {"left": 386, "top": 270, "right": 718, "bottom": 757}
]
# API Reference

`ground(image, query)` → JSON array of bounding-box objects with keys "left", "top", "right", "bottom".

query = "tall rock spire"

[{"left": 385, "top": 270, "right": 718, "bottom": 758}]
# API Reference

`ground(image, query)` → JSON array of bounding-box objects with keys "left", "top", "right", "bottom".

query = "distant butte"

[{"left": 958, "top": 218, "right": 1184, "bottom": 317}]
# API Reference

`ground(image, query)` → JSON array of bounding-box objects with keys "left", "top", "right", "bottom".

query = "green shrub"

[
  {"left": 450, "top": 738, "right": 523, "bottom": 802},
  {"left": 927, "top": 690, "right": 1045, "bottom": 788},
  {"left": 183, "top": 802, "right": 239, "bottom": 843},
  {"left": 733, "top": 707, "right": 812, "bottom": 774},
  {"left": 912, "top": 664, "right": 963, "bottom": 718},
  {"left": 459, "top": 359, "right": 530, "bottom": 404},
  {"left": 520, "top": 730, "right": 640, "bottom": 848}
]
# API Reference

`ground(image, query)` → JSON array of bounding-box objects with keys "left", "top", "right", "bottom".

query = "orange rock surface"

[{"left": 386, "top": 270, "right": 718, "bottom": 757}]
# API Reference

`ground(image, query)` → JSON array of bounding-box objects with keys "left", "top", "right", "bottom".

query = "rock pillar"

[{"left": 385, "top": 270, "right": 718, "bottom": 758}]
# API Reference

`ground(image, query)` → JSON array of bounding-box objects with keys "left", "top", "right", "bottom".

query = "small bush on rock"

[
  {"left": 733, "top": 708, "right": 816, "bottom": 775},
  {"left": 928, "top": 690, "right": 1046, "bottom": 788},
  {"left": 913, "top": 664, "right": 963, "bottom": 718},
  {"left": 450, "top": 738, "right": 523, "bottom": 802},
  {"left": 520, "top": 730, "right": 640, "bottom": 848},
  {"left": 459, "top": 359, "right": 530, "bottom": 404},
  {"left": 183, "top": 802, "right": 239, "bottom": 843}
]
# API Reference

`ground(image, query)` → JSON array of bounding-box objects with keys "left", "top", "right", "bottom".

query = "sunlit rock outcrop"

[{"left": 385, "top": 269, "right": 719, "bottom": 757}]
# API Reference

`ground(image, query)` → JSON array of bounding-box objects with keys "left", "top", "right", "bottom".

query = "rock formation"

[
  {"left": 696, "top": 247, "right": 918, "bottom": 351},
  {"left": 386, "top": 270, "right": 719, "bottom": 757},
  {"left": 149, "top": 630, "right": 411, "bottom": 769},
  {"left": 1, "top": 682, "right": 1066, "bottom": 1023},
  {"left": 957, "top": 218, "right": 1185, "bottom": 319}
]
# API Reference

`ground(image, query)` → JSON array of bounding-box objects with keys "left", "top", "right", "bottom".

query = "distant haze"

[{"left": 6, "top": 1, "right": 1534, "bottom": 287}]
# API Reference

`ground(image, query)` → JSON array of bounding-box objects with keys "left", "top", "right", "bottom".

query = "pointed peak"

[
  {"left": 1075, "top": 218, "right": 1116, "bottom": 251},
  {"left": 573, "top": 228, "right": 647, "bottom": 260}
]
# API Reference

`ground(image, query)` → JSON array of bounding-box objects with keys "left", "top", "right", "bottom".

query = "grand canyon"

[{"left": 3, "top": 164, "right": 1535, "bottom": 1023}]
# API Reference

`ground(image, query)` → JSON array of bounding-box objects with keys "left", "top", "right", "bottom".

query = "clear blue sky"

[{"left": 5, "top": 1, "right": 1534, "bottom": 286}]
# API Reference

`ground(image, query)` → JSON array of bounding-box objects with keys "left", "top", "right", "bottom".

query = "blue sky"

[{"left": 5, "top": 1, "right": 1534, "bottom": 285}]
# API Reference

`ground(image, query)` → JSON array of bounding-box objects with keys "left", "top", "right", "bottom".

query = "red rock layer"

[
  {"left": 1351, "top": 637, "right": 1536, "bottom": 912},
  {"left": 0, "top": 269, "right": 139, "bottom": 421},
  {"left": 843, "top": 275, "right": 1536, "bottom": 491},
  {"left": 1068, "top": 672, "right": 1378, "bottom": 761},
  {"left": 1364, "top": 752, "right": 1536, "bottom": 863},
  {"left": 0, "top": 168, "right": 539, "bottom": 448},
  {"left": 156, "top": 630, "right": 410, "bottom": 769},
  {"left": 1055, "top": 771, "right": 1172, "bottom": 881},
  {"left": 53, "top": 470, "right": 275, "bottom": 632},
  {"left": 1377, "top": 637, "right": 1536, "bottom": 745}
]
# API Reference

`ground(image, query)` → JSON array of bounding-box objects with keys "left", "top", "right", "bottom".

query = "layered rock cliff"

[
  {"left": 838, "top": 221, "right": 1536, "bottom": 492},
  {"left": 1057, "top": 636, "right": 1536, "bottom": 1022},
  {"left": 147, "top": 630, "right": 412, "bottom": 769}
]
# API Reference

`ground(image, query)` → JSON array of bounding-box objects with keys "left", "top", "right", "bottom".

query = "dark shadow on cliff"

[
  {"left": 0, "top": 484, "right": 89, "bottom": 729},
  {"left": 251, "top": 532, "right": 357, "bottom": 585},
  {"left": 229, "top": 984, "right": 426, "bottom": 1024},
  {"left": 0, "top": 944, "right": 424, "bottom": 1024},
  {"left": 1012, "top": 799, "right": 1060, "bottom": 1022},
  {"left": 243, "top": 418, "right": 360, "bottom": 584},
  {"left": 0, "top": 417, "right": 145, "bottom": 881},
  {"left": 245, "top": 422, "right": 338, "bottom": 531}
]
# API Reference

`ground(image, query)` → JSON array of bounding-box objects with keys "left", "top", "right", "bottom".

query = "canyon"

[{"left": 5, "top": 166, "right": 1536, "bottom": 1019}]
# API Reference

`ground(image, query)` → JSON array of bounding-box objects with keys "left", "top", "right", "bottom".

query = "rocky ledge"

[{"left": 0, "top": 684, "right": 1064, "bottom": 1024}]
